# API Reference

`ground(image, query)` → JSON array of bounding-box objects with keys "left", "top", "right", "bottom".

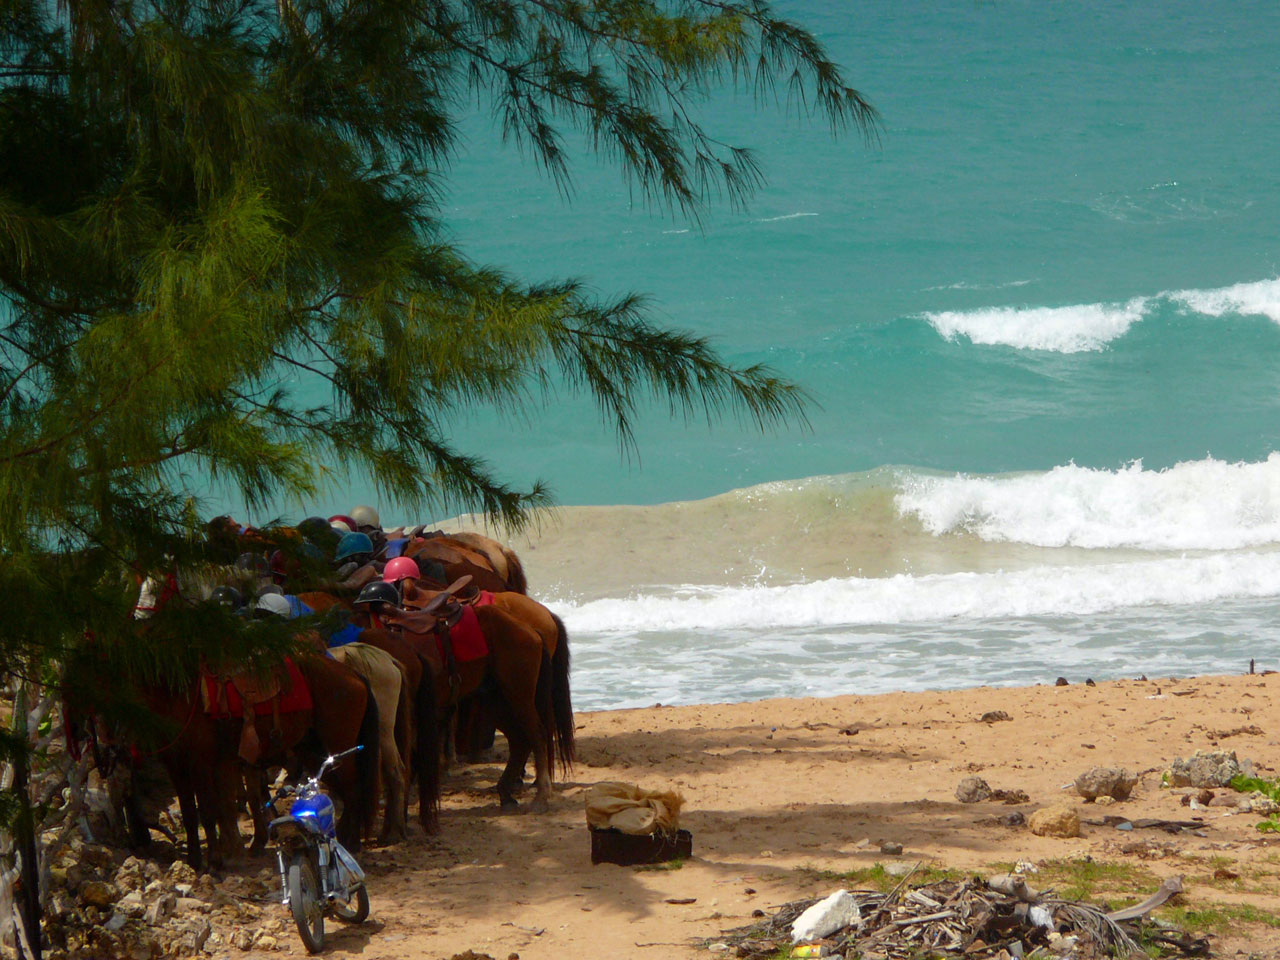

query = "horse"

[
  {"left": 382, "top": 601, "right": 574, "bottom": 830},
  {"left": 206, "top": 651, "right": 381, "bottom": 858},
  {"left": 402, "top": 582, "right": 571, "bottom": 766},
  {"left": 328, "top": 642, "right": 412, "bottom": 842},
  {"left": 404, "top": 534, "right": 527, "bottom": 594}
]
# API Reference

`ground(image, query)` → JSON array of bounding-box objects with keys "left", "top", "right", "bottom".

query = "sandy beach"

[{"left": 289, "top": 671, "right": 1280, "bottom": 960}]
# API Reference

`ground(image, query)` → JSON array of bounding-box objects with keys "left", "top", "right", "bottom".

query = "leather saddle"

[
  {"left": 384, "top": 575, "right": 473, "bottom": 633},
  {"left": 202, "top": 665, "right": 289, "bottom": 764}
]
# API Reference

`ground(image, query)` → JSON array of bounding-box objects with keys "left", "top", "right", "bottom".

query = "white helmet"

[
  {"left": 330, "top": 520, "right": 352, "bottom": 534},
  {"left": 255, "top": 593, "right": 292, "bottom": 618},
  {"left": 349, "top": 505, "right": 380, "bottom": 529}
]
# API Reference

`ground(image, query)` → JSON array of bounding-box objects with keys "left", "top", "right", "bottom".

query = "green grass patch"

[
  {"left": 1158, "top": 902, "right": 1280, "bottom": 933},
  {"left": 800, "top": 862, "right": 964, "bottom": 892},
  {"left": 1033, "top": 859, "right": 1158, "bottom": 901}
]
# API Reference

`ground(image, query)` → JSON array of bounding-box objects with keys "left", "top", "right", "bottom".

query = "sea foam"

[
  {"left": 548, "top": 550, "right": 1280, "bottom": 633},
  {"left": 923, "top": 299, "right": 1148, "bottom": 352},
  {"left": 895, "top": 455, "right": 1280, "bottom": 550},
  {"left": 1168, "top": 277, "right": 1280, "bottom": 324}
]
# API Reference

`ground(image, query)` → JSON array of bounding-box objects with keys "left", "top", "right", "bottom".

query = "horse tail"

[
  {"left": 353, "top": 675, "right": 380, "bottom": 842},
  {"left": 392, "top": 662, "right": 411, "bottom": 785},
  {"left": 414, "top": 658, "right": 441, "bottom": 832},
  {"left": 503, "top": 547, "right": 528, "bottom": 595},
  {"left": 549, "top": 613, "right": 575, "bottom": 773}
]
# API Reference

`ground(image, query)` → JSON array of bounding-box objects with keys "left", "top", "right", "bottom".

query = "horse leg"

[
  {"left": 245, "top": 769, "right": 271, "bottom": 856},
  {"left": 167, "top": 767, "right": 204, "bottom": 870},
  {"left": 488, "top": 697, "right": 528, "bottom": 810},
  {"left": 483, "top": 618, "right": 555, "bottom": 814}
]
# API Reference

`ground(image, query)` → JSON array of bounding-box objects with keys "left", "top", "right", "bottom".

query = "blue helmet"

[{"left": 334, "top": 531, "right": 373, "bottom": 562}]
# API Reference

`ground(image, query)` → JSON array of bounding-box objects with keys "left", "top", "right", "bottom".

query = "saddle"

[
  {"left": 382, "top": 577, "right": 487, "bottom": 691},
  {"left": 201, "top": 658, "right": 312, "bottom": 764}
]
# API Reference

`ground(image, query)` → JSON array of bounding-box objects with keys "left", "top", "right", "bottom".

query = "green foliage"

[
  {"left": 0, "top": 0, "right": 875, "bottom": 830},
  {"left": 801, "top": 862, "right": 964, "bottom": 893},
  {"left": 1158, "top": 902, "right": 1280, "bottom": 934},
  {"left": 1227, "top": 775, "right": 1280, "bottom": 832},
  {"left": 1019, "top": 859, "right": 1156, "bottom": 903}
]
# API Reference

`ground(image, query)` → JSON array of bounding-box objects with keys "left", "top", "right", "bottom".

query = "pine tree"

[{"left": 0, "top": 0, "right": 876, "bottom": 935}]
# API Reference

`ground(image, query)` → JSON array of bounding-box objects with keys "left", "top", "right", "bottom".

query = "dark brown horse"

[{"left": 383, "top": 602, "right": 574, "bottom": 830}]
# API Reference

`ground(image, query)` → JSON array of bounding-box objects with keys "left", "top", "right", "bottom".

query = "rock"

[
  {"left": 1028, "top": 804, "right": 1081, "bottom": 838},
  {"left": 231, "top": 927, "right": 254, "bottom": 950},
  {"left": 174, "top": 896, "right": 211, "bottom": 915},
  {"left": 879, "top": 841, "right": 903, "bottom": 855},
  {"left": 79, "top": 880, "right": 120, "bottom": 908},
  {"left": 118, "top": 890, "right": 147, "bottom": 918},
  {"left": 253, "top": 934, "right": 279, "bottom": 951},
  {"left": 883, "top": 861, "right": 915, "bottom": 876},
  {"left": 999, "top": 812, "right": 1026, "bottom": 827},
  {"left": 1055, "top": 677, "right": 1069, "bottom": 686},
  {"left": 166, "top": 861, "right": 198, "bottom": 885},
  {"left": 1074, "top": 766, "right": 1137, "bottom": 801},
  {"left": 81, "top": 844, "right": 116, "bottom": 870},
  {"left": 956, "top": 777, "right": 993, "bottom": 803},
  {"left": 1095, "top": 795, "right": 1116, "bottom": 806},
  {"left": 116, "top": 856, "right": 148, "bottom": 893},
  {"left": 174, "top": 883, "right": 194, "bottom": 897},
  {"left": 992, "top": 788, "right": 1030, "bottom": 804},
  {"left": 175, "top": 917, "right": 212, "bottom": 953},
  {"left": 979, "top": 711, "right": 1012, "bottom": 723},
  {"left": 1166, "top": 750, "right": 1242, "bottom": 788},
  {"left": 105, "top": 910, "right": 128, "bottom": 931},
  {"left": 1249, "top": 794, "right": 1280, "bottom": 816},
  {"left": 145, "top": 893, "right": 176, "bottom": 925}
]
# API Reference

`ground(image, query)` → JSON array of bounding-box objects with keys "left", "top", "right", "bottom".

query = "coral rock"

[{"left": 1028, "top": 803, "right": 1081, "bottom": 838}]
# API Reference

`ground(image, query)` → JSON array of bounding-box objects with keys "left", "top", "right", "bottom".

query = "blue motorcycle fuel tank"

[{"left": 289, "top": 792, "right": 336, "bottom": 838}]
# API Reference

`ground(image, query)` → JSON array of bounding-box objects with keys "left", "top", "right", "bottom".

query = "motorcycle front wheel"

[
  {"left": 287, "top": 851, "right": 325, "bottom": 953},
  {"left": 331, "top": 884, "right": 370, "bottom": 924}
]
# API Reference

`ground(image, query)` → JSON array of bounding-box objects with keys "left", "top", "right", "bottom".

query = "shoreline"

[{"left": 309, "top": 671, "right": 1280, "bottom": 959}]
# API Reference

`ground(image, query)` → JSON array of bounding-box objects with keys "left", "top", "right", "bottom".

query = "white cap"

[{"left": 255, "top": 593, "right": 292, "bottom": 618}]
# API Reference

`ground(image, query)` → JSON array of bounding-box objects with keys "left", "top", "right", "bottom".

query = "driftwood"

[{"left": 714, "top": 872, "right": 1208, "bottom": 960}]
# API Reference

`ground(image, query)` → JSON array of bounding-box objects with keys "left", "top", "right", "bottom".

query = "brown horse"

[
  {"left": 202, "top": 652, "right": 381, "bottom": 862},
  {"left": 383, "top": 602, "right": 574, "bottom": 829},
  {"left": 404, "top": 535, "right": 526, "bottom": 594}
]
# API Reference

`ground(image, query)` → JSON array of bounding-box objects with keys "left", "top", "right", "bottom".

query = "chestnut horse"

[{"left": 383, "top": 602, "right": 574, "bottom": 830}]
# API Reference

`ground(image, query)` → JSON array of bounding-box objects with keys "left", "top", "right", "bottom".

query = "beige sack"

[{"left": 585, "top": 781, "right": 684, "bottom": 836}]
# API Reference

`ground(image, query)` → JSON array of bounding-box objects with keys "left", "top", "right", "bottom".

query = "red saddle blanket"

[
  {"left": 437, "top": 606, "right": 488, "bottom": 663},
  {"left": 201, "top": 658, "right": 313, "bottom": 719}
]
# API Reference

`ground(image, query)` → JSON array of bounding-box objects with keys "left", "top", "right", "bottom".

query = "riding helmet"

[
  {"left": 254, "top": 593, "right": 292, "bottom": 619},
  {"left": 383, "top": 556, "right": 420, "bottom": 583},
  {"left": 349, "top": 505, "right": 380, "bottom": 529},
  {"left": 353, "top": 580, "right": 400, "bottom": 607},
  {"left": 210, "top": 586, "right": 244, "bottom": 611},
  {"left": 334, "top": 532, "right": 373, "bottom": 562}
]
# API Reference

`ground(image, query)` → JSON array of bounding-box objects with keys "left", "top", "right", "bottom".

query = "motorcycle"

[{"left": 266, "top": 746, "right": 370, "bottom": 953}]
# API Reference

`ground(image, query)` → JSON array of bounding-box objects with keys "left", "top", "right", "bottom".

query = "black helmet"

[
  {"left": 210, "top": 586, "right": 244, "bottom": 611},
  {"left": 354, "top": 580, "right": 400, "bottom": 607},
  {"left": 235, "top": 551, "right": 270, "bottom": 576}
]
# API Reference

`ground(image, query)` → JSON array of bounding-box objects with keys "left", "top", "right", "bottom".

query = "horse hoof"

[
  {"left": 530, "top": 796, "right": 550, "bottom": 814},
  {"left": 499, "top": 797, "right": 520, "bottom": 811}
]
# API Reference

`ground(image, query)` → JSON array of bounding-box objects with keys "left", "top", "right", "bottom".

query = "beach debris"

[
  {"left": 1074, "top": 766, "right": 1138, "bottom": 802},
  {"left": 1083, "top": 815, "right": 1205, "bottom": 834},
  {"left": 713, "top": 872, "right": 1199, "bottom": 960},
  {"left": 880, "top": 841, "right": 904, "bottom": 855},
  {"left": 979, "top": 710, "right": 1012, "bottom": 723},
  {"left": 999, "top": 812, "right": 1026, "bottom": 827},
  {"left": 992, "top": 788, "right": 1030, "bottom": 804},
  {"left": 1028, "top": 804, "right": 1081, "bottom": 838},
  {"left": 1055, "top": 677, "right": 1069, "bottom": 686},
  {"left": 791, "top": 890, "right": 861, "bottom": 943},
  {"left": 956, "top": 777, "right": 992, "bottom": 803},
  {"left": 1166, "top": 750, "right": 1242, "bottom": 787}
]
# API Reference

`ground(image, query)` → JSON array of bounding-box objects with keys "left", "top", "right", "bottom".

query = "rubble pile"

[
  {"left": 713, "top": 871, "right": 1207, "bottom": 960},
  {"left": 42, "top": 841, "right": 289, "bottom": 960}
]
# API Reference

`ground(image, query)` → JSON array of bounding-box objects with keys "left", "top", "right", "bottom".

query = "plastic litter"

[{"left": 790, "top": 890, "right": 861, "bottom": 943}]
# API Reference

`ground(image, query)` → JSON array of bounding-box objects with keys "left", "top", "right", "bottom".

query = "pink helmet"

[{"left": 383, "top": 556, "right": 421, "bottom": 583}]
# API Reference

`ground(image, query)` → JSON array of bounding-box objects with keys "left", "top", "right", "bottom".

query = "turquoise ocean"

[{"left": 271, "top": 1, "right": 1280, "bottom": 709}]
